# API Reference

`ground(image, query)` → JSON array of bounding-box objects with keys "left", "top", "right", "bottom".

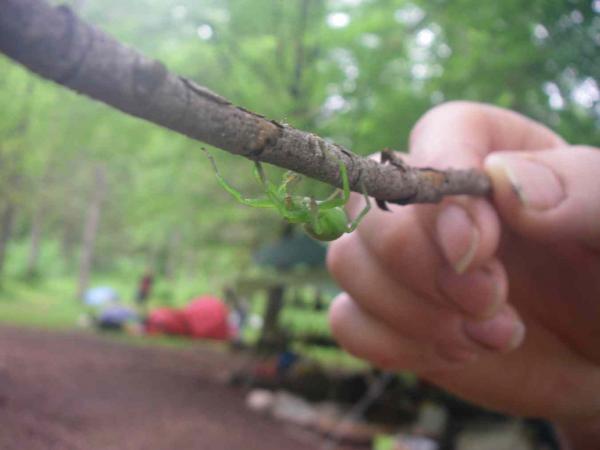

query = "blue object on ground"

[
  {"left": 98, "top": 305, "right": 139, "bottom": 330},
  {"left": 277, "top": 351, "right": 299, "bottom": 375},
  {"left": 83, "top": 286, "right": 120, "bottom": 307}
]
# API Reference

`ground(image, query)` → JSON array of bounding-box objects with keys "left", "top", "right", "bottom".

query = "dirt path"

[{"left": 0, "top": 325, "right": 325, "bottom": 450}]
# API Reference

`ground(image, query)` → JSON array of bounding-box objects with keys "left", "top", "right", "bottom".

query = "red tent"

[
  {"left": 145, "top": 307, "right": 188, "bottom": 336},
  {"left": 183, "top": 297, "right": 231, "bottom": 340},
  {"left": 146, "top": 296, "right": 232, "bottom": 341}
]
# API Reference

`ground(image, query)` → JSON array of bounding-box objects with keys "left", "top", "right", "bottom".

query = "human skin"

[{"left": 326, "top": 102, "right": 600, "bottom": 449}]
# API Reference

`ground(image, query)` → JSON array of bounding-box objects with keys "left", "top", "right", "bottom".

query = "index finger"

[
  {"left": 409, "top": 101, "right": 566, "bottom": 168},
  {"left": 404, "top": 102, "right": 567, "bottom": 274},
  {"left": 343, "top": 103, "right": 566, "bottom": 319}
]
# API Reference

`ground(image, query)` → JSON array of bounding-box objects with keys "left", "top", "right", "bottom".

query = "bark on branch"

[{"left": 0, "top": 0, "right": 492, "bottom": 204}]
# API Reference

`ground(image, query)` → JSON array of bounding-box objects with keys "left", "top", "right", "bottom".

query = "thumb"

[{"left": 484, "top": 146, "right": 600, "bottom": 248}]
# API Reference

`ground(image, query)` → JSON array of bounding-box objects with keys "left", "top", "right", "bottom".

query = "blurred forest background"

[{"left": 0, "top": 0, "right": 598, "bottom": 324}]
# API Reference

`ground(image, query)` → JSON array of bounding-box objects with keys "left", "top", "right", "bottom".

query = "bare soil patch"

[{"left": 0, "top": 325, "right": 326, "bottom": 450}]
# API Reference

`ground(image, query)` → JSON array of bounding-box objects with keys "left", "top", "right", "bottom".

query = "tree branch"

[{"left": 0, "top": 0, "right": 491, "bottom": 204}]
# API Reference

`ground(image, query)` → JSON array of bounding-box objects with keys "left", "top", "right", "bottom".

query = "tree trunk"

[
  {"left": 0, "top": 202, "right": 16, "bottom": 276},
  {"left": 60, "top": 218, "right": 78, "bottom": 269},
  {"left": 26, "top": 203, "right": 44, "bottom": 277},
  {"left": 258, "top": 284, "right": 286, "bottom": 353},
  {"left": 75, "top": 165, "right": 107, "bottom": 300}
]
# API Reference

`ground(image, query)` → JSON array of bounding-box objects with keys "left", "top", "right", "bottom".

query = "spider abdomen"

[{"left": 303, "top": 207, "right": 348, "bottom": 241}]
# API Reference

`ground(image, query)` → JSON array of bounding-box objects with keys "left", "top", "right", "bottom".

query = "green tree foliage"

[{"left": 0, "top": 0, "right": 597, "bottom": 283}]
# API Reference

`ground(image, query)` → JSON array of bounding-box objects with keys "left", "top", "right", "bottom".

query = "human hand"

[{"left": 327, "top": 102, "right": 600, "bottom": 447}]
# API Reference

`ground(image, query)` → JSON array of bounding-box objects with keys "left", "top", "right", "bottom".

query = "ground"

[{"left": 0, "top": 325, "right": 339, "bottom": 450}]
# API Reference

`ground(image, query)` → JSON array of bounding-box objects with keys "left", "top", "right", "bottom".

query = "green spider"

[{"left": 203, "top": 149, "right": 371, "bottom": 241}]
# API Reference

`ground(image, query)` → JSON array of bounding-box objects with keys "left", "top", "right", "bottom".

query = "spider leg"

[
  {"left": 322, "top": 188, "right": 343, "bottom": 203},
  {"left": 347, "top": 182, "right": 371, "bottom": 232},
  {"left": 308, "top": 198, "right": 322, "bottom": 235},
  {"left": 203, "top": 149, "right": 274, "bottom": 208},
  {"left": 253, "top": 161, "right": 277, "bottom": 192},
  {"left": 317, "top": 158, "right": 350, "bottom": 209},
  {"left": 254, "top": 162, "right": 310, "bottom": 223},
  {"left": 279, "top": 171, "right": 302, "bottom": 197}
]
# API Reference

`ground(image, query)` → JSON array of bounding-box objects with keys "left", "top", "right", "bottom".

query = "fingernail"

[
  {"left": 436, "top": 204, "right": 480, "bottom": 274},
  {"left": 463, "top": 310, "right": 525, "bottom": 352},
  {"left": 485, "top": 154, "right": 566, "bottom": 210}
]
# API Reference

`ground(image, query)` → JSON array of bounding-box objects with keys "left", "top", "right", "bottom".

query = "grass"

[
  {"left": 0, "top": 275, "right": 227, "bottom": 354},
  {"left": 0, "top": 277, "right": 82, "bottom": 329},
  {"left": 0, "top": 270, "right": 222, "bottom": 328},
  {"left": 0, "top": 274, "right": 367, "bottom": 370}
]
